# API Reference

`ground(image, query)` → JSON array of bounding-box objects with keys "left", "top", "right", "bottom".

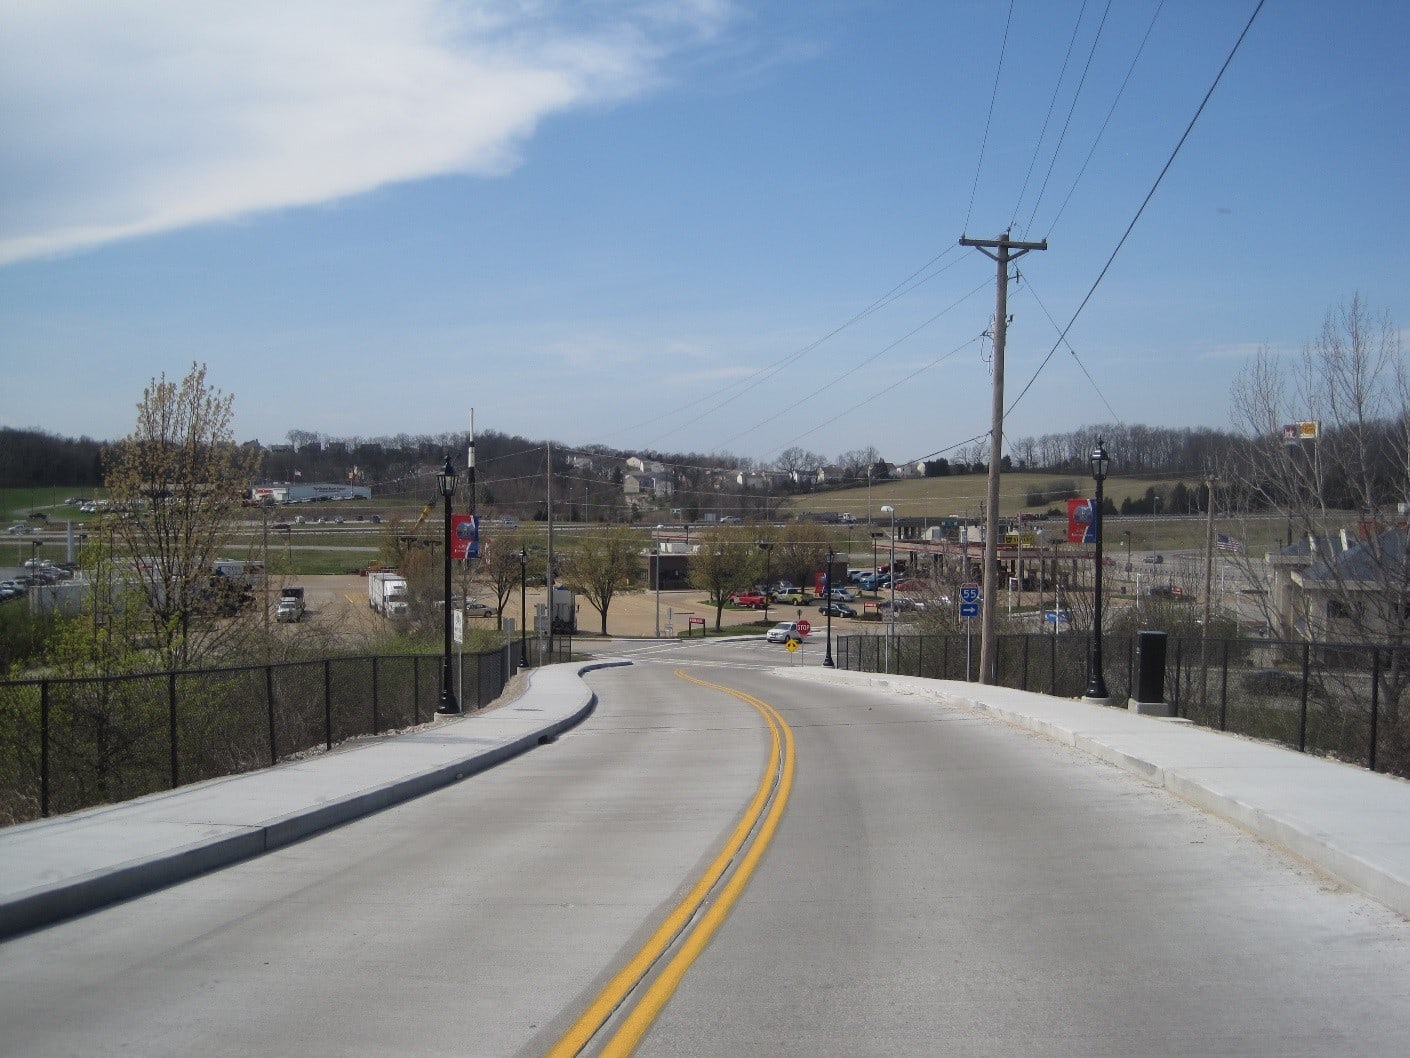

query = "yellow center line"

[{"left": 544, "top": 669, "right": 795, "bottom": 1058}]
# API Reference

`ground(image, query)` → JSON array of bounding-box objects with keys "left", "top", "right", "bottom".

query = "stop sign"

[{"left": 796, "top": 619, "right": 811, "bottom": 636}]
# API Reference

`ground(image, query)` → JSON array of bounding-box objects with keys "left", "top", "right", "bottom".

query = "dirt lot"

[{"left": 291, "top": 575, "right": 868, "bottom": 639}]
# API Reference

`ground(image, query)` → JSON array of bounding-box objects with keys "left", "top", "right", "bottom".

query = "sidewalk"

[
  {"left": 0, "top": 660, "right": 627, "bottom": 940},
  {"left": 779, "top": 667, "right": 1410, "bottom": 920}
]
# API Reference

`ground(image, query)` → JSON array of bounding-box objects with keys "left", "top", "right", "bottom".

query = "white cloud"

[{"left": 0, "top": 0, "right": 733, "bottom": 264}]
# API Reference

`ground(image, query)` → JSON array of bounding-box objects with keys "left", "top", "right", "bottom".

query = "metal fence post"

[
  {"left": 1369, "top": 647, "right": 1381, "bottom": 772},
  {"left": 168, "top": 670, "right": 179, "bottom": 790},
  {"left": 324, "top": 659, "right": 333, "bottom": 752},
  {"left": 371, "top": 657, "right": 380, "bottom": 735},
  {"left": 40, "top": 679, "right": 50, "bottom": 818},
  {"left": 1298, "top": 642, "right": 1310, "bottom": 752},
  {"left": 1021, "top": 636, "right": 1030, "bottom": 693},
  {"left": 266, "top": 665, "right": 277, "bottom": 765},
  {"left": 413, "top": 655, "right": 421, "bottom": 725},
  {"left": 1219, "top": 640, "right": 1229, "bottom": 731}
]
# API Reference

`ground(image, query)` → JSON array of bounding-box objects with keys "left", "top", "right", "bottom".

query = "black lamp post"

[
  {"left": 1084, "top": 439, "right": 1110, "bottom": 702},
  {"left": 518, "top": 547, "right": 528, "bottom": 667},
  {"left": 757, "top": 541, "right": 773, "bottom": 622},
  {"left": 823, "top": 546, "right": 835, "bottom": 667},
  {"left": 435, "top": 456, "right": 460, "bottom": 715}
]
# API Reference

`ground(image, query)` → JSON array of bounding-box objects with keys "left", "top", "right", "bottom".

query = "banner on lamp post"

[
  {"left": 450, "top": 514, "right": 480, "bottom": 561},
  {"left": 1066, "top": 498, "right": 1096, "bottom": 544}
]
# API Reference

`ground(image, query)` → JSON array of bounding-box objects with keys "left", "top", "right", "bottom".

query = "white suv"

[{"left": 766, "top": 621, "right": 803, "bottom": 644}]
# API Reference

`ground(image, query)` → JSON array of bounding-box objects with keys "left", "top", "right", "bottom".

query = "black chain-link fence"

[
  {"left": 0, "top": 644, "right": 516, "bottom": 824},
  {"left": 835, "top": 632, "right": 1410, "bottom": 779}
]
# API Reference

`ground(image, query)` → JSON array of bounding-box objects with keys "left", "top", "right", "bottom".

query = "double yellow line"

[{"left": 544, "top": 669, "right": 796, "bottom": 1058}]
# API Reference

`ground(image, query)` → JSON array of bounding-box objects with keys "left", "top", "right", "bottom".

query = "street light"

[
  {"left": 757, "top": 541, "right": 773, "bottom": 623},
  {"left": 435, "top": 456, "right": 460, "bottom": 715},
  {"left": 881, "top": 505, "right": 896, "bottom": 673},
  {"left": 823, "top": 546, "right": 836, "bottom": 667},
  {"left": 1084, "top": 439, "right": 1111, "bottom": 702},
  {"left": 518, "top": 547, "right": 528, "bottom": 667},
  {"left": 652, "top": 546, "right": 661, "bottom": 638},
  {"left": 1123, "top": 529, "right": 1133, "bottom": 573}
]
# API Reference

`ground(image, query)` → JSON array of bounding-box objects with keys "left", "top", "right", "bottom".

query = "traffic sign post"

[{"left": 960, "top": 585, "right": 981, "bottom": 683}]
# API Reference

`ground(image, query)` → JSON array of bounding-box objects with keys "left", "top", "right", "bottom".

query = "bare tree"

[
  {"left": 562, "top": 524, "right": 642, "bottom": 634},
  {"left": 1229, "top": 296, "right": 1410, "bottom": 764},
  {"left": 690, "top": 526, "right": 765, "bottom": 630},
  {"left": 103, "top": 364, "right": 262, "bottom": 670}
]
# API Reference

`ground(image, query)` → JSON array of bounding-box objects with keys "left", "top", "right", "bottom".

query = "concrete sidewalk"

[
  {"left": 0, "top": 661, "right": 627, "bottom": 940},
  {"left": 780, "top": 667, "right": 1410, "bottom": 920}
]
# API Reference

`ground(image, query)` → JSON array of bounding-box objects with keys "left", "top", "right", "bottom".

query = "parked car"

[
  {"left": 462, "top": 599, "right": 494, "bottom": 617},
  {"left": 818, "top": 602, "right": 856, "bottom": 618},
  {"left": 766, "top": 621, "right": 805, "bottom": 644},
  {"left": 730, "top": 590, "right": 768, "bottom": 608},
  {"left": 772, "top": 588, "right": 807, "bottom": 605},
  {"left": 1143, "top": 553, "right": 1164, "bottom": 564},
  {"left": 275, "top": 598, "right": 302, "bottom": 623},
  {"left": 825, "top": 587, "right": 856, "bottom": 601}
]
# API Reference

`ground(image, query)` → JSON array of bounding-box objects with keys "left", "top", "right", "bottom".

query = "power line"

[
  {"left": 1043, "top": 0, "right": 1165, "bottom": 239},
  {"left": 1011, "top": 0, "right": 1090, "bottom": 232},
  {"left": 1019, "top": 0, "right": 1114, "bottom": 236},
  {"left": 964, "top": 0, "right": 1016, "bottom": 235},
  {"left": 1005, "top": 0, "right": 1267, "bottom": 421}
]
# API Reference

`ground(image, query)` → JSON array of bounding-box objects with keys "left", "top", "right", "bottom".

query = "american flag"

[{"left": 1216, "top": 533, "right": 1243, "bottom": 553}]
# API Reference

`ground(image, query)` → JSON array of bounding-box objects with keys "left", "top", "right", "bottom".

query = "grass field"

[{"left": 778, "top": 472, "right": 1193, "bottom": 521}]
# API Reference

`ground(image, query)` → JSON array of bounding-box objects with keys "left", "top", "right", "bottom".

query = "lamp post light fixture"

[
  {"left": 435, "top": 456, "right": 460, "bottom": 715},
  {"left": 881, "top": 505, "right": 896, "bottom": 673},
  {"left": 757, "top": 540, "right": 773, "bottom": 623},
  {"left": 518, "top": 547, "right": 528, "bottom": 667},
  {"left": 1084, "top": 439, "right": 1111, "bottom": 703},
  {"left": 823, "top": 546, "right": 836, "bottom": 668}
]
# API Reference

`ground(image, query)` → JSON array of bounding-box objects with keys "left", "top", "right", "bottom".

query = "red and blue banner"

[
  {"left": 1067, "top": 498, "right": 1096, "bottom": 544},
  {"left": 450, "top": 514, "right": 480, "bottom": 561}
]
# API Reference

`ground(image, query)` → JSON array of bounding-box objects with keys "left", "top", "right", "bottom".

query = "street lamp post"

[
  {"left": 1123, "top": 529, "right": 1133, "bottom": 573},
  {"left": 881, "top": 505, "right": 896, "bottom": 673},
  {"left": 435, "top": 456, "right": 460, "bottom": 715},
  {"left": 757, "top": 541, "right": 773, "bottom": 623},
  {"left": 518, "top": 547, "right": 528, "bottom": 667},
  {"left": 1084, "top": 439, "right": 1111, "bottom": 702},
  {"left": 652, "top": 547, "right": 661, "bottom": 638},
  {"left": 823, "top": 546, "right": 835, "bottom": 667}
]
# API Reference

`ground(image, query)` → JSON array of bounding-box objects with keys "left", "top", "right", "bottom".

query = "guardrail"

[
  {"left": 834, "top": 632, "right": 1410, "bottom": 779},
  {"left": 0, "top": 645, "right": 517, "bottom": 825}
]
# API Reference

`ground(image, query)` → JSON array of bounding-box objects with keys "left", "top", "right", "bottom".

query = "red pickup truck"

[{"left": 730, "top": 590, "right": 768, "bottom": 608}]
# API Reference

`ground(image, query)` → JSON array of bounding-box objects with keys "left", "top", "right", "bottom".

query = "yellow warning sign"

[{"left": 786, "top": 638, "right": 798, "bottom": 653}]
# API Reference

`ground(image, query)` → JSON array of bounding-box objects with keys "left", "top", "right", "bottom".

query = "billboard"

[
  {"left": 450, "top": 514, "right": 480, "bottom": 561},
  {"left": 1067, "top": 498, "right": 1096, "bottom": 544},
  {"left": 1282, "top": 421, "right": 1320, "bottom": 445}
]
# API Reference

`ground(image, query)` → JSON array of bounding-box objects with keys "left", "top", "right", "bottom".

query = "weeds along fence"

[
  {"left": 835, "top": 632, "right": 1410, "bottom": 780},
  {"left": 0, "top": 644, "right": 517, "bottom": 825}
]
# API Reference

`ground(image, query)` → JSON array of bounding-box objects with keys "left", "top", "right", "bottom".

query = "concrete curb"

[
  {"left": 0, "top": 660, "right": 629, "bottom": 940},
  {"left": 777, "top": 667, "right": 1410, "bottom": 919}
]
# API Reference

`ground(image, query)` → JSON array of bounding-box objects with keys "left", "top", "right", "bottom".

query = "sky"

[{"left": 2, "top": 0, "right": 1408, "bottom": 473}]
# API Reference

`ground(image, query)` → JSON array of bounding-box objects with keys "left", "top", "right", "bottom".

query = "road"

[{"left": 3, "top": 638, "right": 1410, "bottom": 1056}]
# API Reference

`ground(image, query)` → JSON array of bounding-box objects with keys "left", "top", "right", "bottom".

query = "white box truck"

[{"left": 368, "top": 572, "right": 409, "bottom": 617}]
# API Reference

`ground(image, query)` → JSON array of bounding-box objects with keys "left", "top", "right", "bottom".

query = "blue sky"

[{"left": 2, "top": 0, "right": 1407, "bottom": 472}]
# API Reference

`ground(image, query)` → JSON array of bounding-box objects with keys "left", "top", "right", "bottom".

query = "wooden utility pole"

[{"left": 960, "top": 231, "right": 1046, "bottom": 684}]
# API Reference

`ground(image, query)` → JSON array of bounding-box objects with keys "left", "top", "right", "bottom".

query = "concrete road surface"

[{"left": 3, "top": 640, "right": 1409, "bottom": 1056}]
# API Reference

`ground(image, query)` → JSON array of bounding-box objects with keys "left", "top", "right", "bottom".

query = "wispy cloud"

[{"left": 0, "top": 0, "right": 734, "bottom": 265}]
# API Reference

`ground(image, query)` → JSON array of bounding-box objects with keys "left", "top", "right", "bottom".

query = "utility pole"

[{"left": 961, "top": 231, "right": 1046, "bottom": 684}]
